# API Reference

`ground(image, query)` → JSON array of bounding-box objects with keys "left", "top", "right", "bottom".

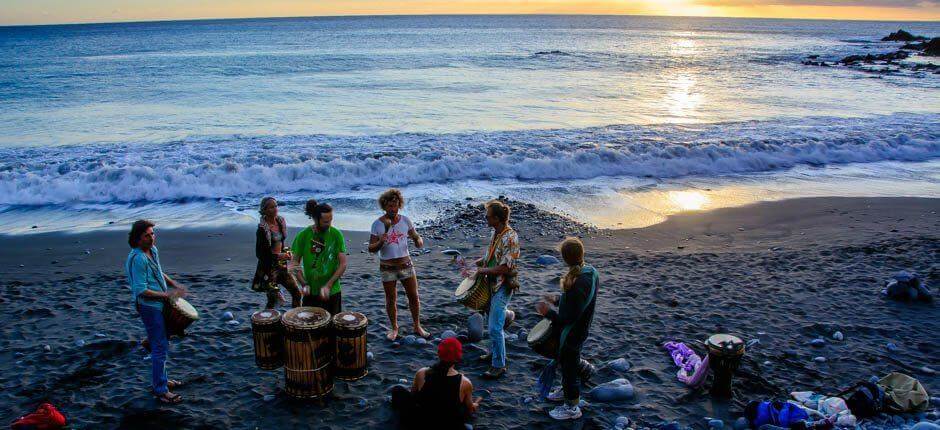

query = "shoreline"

[{"left": 0, "top": 196, "right": 937, "bottom": 428}]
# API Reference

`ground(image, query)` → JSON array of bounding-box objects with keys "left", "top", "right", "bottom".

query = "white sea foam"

[{"left": 0, "top": 113, "right": 937, "bottom": 206}]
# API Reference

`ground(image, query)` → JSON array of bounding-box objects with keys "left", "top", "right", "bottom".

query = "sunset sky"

[{"left": 1, "top": 0, "right": 938, "bottom": 26}]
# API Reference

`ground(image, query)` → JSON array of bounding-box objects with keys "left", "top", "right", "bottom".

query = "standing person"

[
  {"left": 475, "top": 199, "right": 520, "bottom": 379},
  {"left": 535, "top": 237, "right": 599, "bottom": 421},
  {"left": 252, "top": 197, "right": 302, "bottom": 309},
  {"left": 291, "top": 199, "right": 348, "bottom": 315},
  {"left": 368, "top": 189, "right": 429, "bottom": 341},
  {"left": 125, "top": 220, "right": 188, "bottom": 404},
  {"left": 390, "top": 338, "right": 481, "bottom": 429}
]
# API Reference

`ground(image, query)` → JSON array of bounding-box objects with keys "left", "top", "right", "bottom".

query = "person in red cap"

[{"left": 391, "top": 337, "right": 481, "bottom": 429}]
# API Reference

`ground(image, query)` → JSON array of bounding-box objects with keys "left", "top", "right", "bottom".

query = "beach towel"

[
  {"left": 663, "top": 341, "right": 709, "bottom": 388},
  {"left": 10, "top": 403, "right": 66, "bottom": 430}
]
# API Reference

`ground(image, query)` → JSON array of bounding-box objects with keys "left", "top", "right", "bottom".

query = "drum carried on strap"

[
  {"left": 705, "top": 334, "right": 745, "bottom": 398},
  {"left": 527, "top": 318, "right": 559, "bottom": 359},
  {"left": 251, "top": 309, "right": 284, "bottom": 370},
  {"left": 282, "top": 307, "right": 334, "bottom": 399},
  {"left": 332, "top": 311, "right": 368, "bottom": 381},
  {"left": 164, "top": 297, "right": 199, "bottom": 337},
  {"left": 454, "top": 275, "right": 491, "bottom": 311}
]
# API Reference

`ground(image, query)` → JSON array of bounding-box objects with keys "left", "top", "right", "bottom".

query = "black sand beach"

[{"left": 1, "top": 197, "right": 937, "bottom": 429}]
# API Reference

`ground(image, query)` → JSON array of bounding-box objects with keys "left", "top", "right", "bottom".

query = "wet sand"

[{"left": 0, "top": 197, "right": 937, "bottom": 429}]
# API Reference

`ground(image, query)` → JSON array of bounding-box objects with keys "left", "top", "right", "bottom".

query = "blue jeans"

[
  {"left": 487, "top": 287, "right": 512, "bottom": 368},
  {"left": 140, "top": 304, "right": 169, "bottom": 394}
]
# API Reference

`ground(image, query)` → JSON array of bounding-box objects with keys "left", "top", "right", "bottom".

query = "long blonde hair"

[{"left": 558, "top": 237, "right": 585, "bottom": 292}]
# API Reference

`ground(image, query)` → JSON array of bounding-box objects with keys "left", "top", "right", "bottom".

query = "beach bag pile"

[{"left": 878, "top": 372, "right": 930, "bottom": 413}]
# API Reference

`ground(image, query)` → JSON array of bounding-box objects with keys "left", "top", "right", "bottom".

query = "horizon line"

[{"left": 2, "top": 12, "right": 939, "bottom": 29}]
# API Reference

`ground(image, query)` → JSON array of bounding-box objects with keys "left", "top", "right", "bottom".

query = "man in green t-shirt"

[{"left": 291, "top": 199, "right": 348, "bottom": 314}]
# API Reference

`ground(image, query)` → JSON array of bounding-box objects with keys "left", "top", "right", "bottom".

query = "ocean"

[{"left": 1, "top": 15, "right": 938, "bottom": 233}]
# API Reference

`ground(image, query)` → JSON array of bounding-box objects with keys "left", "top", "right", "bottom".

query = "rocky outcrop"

[{"left": 881, "top": 29, "right": 928, "bottom": 42}]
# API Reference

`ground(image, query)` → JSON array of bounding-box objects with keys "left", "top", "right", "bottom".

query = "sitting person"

[{"left": 390, "top": 338, "right": 481, "bottom": 429}]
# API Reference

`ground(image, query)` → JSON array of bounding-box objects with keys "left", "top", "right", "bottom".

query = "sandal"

[{"left": 155, "top": 392, "right": 182, "bottom": 404}]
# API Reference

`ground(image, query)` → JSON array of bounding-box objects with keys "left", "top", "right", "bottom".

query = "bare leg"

[
  {"left": 402, "top": 276, "right": 429, "bottom": 338},
  {"left": 383, "top": 280, "right": 399, "bottom": 340},
  {"left": 279, "top": 270, "right": 303, "bottom": 308}
]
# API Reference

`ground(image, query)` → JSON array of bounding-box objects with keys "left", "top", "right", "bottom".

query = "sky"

[{"left": 1, "top": 0, "right": 938, "bottom": 26}]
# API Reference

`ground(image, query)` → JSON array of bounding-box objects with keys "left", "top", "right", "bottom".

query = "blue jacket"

[{"left": 125, "top": 246, "right": 168, "bottom": 311}]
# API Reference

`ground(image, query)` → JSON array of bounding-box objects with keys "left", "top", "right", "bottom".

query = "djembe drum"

[
  {"left": 454, "top": 275, "right": 491, "bottom": 311},
  {"left": 251, "top": 309, "right": 284, "bottom": 370},
  {"left": 526, "top": 318, "right": 559, "bottom": 359},
  {"left": 332, "top": 311, "right": 368, "bottom": 381},
  {"left": 282, "top": 307, "right": 334, "bottom": 399},
  {"left": 706, "top": 334, "right": 745, "bottom": 397},
  {"left": 164, "top": 297, "right": 199, "bottom": 337}
]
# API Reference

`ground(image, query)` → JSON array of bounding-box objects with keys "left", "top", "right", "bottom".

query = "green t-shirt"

[{"left": 292, "top": 226, "right": 347, "bottom": 295}]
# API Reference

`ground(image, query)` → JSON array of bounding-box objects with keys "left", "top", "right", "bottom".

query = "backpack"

[
  {"left": 745, "top": 400, "right": 810, "bottom": 428},
  {"left": 841, "top": 381, "right": 885, "bottom": 418},
  {"left": 878, "top": 372, "right": 930, "bottom": 413}
]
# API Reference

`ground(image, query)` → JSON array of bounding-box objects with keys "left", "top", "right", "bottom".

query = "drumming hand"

[
  {"left": 542, "top": 293, "right": 558, "bottom": 305},
  {"left": 473, "top": 396, "right": 482, "bottom": 407},
  {"left": 535, "top": 301, "right": 550, "bottom": 316},
  {"left": 278, "top": 252, "right": 291, "bottom": 261},
  {"left": 319, "top": 286, "right": 330, "bottom": 301}
]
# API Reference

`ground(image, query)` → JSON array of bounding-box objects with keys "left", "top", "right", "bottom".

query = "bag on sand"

[
  {"left": 840, "top": 381, "right": 884, "bottom": 418},
  {"left": 878, "top": 372, "right": 930, "bottom": 413},
  {"left": 745, "top": 400, "right": 809, "bottom": 428}
]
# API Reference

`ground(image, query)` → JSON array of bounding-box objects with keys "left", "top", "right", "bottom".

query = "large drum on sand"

[
  {"left": 706, "top": 334, "right": 745, "bottom": 398},
  {"left": 332, "top": 311, "right": 369, "bottom": 381},
  {"left": 251, "top": 309, "right": 284, "bottom": 370},
  {"left": 454, "top": 275, "right": 491, "bottom": 311},
  {"left": 282, "top": 307, "right": 334, "bottom": 399},
  {"left": 527, "top": 318, "right": 559, "bottom": 359},
  {"left": 164, "top": 297, "right": 199, "bottom": 337}
]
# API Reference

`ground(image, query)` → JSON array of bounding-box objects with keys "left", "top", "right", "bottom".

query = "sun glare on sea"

[{"left": 668, "top": 190, "right": 708, "bottom": 211}]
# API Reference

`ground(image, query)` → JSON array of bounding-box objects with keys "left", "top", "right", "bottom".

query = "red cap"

[{"left": 437, "top": 337, "right": 463, "bottom": 363}]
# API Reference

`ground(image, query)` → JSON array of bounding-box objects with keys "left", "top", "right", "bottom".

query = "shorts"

[{"left": 380, "top": 260, "right": 416, "bottom": 283}]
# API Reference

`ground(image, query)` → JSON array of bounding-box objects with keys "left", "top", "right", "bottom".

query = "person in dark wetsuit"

[
  {"left": 390, "top": 338, "right": 481, "bottom": 429},
  {"left": 535, "top": 237, "right": 598, "bottom": 421}
]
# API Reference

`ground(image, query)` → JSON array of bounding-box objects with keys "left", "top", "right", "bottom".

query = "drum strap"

[{"left": 558, "top": 265, "right": 597, "bottom": 353}]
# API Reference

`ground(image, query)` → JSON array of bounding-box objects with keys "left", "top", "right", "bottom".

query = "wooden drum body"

[
  {"left": 454, "top": 275, "right": 491, "bottom": 311},
  {"left": 527, "top": 318, "right": 559, "bottom": 359},
  {"left": 706, "top": 334, "right": 745, "bottom": 398},
  {"left": 251, "top": 309, "right": 284, "bottom": 370},
  {"left": 164, "top": 297, "right": 199, "bottom": 337},
  {"left": 282, "top": 307, "right": 334, "bottom": 399},
  {"left": 332, "top": 311, "right": 369, "bottom": 381}
]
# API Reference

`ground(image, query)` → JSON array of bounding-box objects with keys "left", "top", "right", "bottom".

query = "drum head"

[
  {"left": 173, "top": 297, "right": 199, "bottom": 319},
  {"left": 706, "top": 334, "right": 744, "bottom": 353},
  {"left": 282, "top": 307, "right": 331, "bottom": 329},
  {"left": 454, "top": 277, "right": 476, "bottom": 297},
  {"left": 332, "top": 311, "right": 367, "bottom": 329},
  {"left": 527, "top": 318, "right": 552, "bottom": 344},
  {"left": 252, "top": 309, "right": 282, "bottom": 324}
]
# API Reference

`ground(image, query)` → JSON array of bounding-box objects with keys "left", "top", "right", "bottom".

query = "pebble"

[
  {"left": 467, "top": 313, "right": 484, "bottom": 342},
  {"left": 367, "top": 352, "right": 374, "bottom": 362},
  {"left": 763, "top": 360, "right": 772, "bottom": 366},
  {"left": 832, "top": 331, "right": 844, "bottom": 341},
  {"left": 402, "top": 335, "right": 418, "bottom": 345},
  {"left": 809, "top": 338, "right": 826, "bottom": 347},
  {"left": 523, "top": 396, "right": 532, "bottom": 404},
  {"left": 535, "top": 255, "right": 560, "bottom": 265},
  {"left": 74, "top": 339, "right": 86, "bottom": 347},
  {"left": 505, "top": 334, "right": 518, "bottom": 342},
  {"left": 441, "top": 330, "right": 457, "bottom": 339},
  {"left": 709, "top": 420, "right": 725, "bottom": 430},
  {"left": 911, "top": 423, "right": 940, "bottom": 430},
  {"left": 43, "top": 344, "right": 52, "bottom": 352},
  {"left": 921, "top": 366, "right": 936, "bottom": 375},
  {"left": 357, "top": 398, "right": 367, "bottom": 407},
  {"left": 94, "top": 333, "right": 106, "bottom": 338},
  {"left": 588, "top": 378, "right": 635, "bottom": 402},
  {"left": 416, "top": 337, "right": 428, "bottom": 345},
  {"left": 886, "top": 342, "right": 898, "bottom": 352},
  {"left": 263, "top": 394, "right": 275, "bottom": 402},
  {"left": 517, "top": 328, "right": 527, "bottom": 339},
  {"left": 616, "top": 416, "right": 632, "bottom": 429},
  {"left": 734, "top": 417, "right": 750, "bottom": 430},
  {"left": 660, "top": 421, "right": 681, "bottom": 430},
  {"left": 226, "top": 320, "right": 240, "bottom": 325},
  {"left": 221, "top": 311, "right": 234, "bottom": 321},
  {"left": 225, "top": 257, "right": 232, "bottom": 261},
  {"left": 607, "top": 358, "right": 632, "bottom": 372},
  {"left": 398, "top": 378, "right": 408, "bottom": 384},
  {"left": 813, "top": 356, "right": 827, "bottom": 363}
]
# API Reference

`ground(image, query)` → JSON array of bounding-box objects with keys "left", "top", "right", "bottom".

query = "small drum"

[
  {"left": 332, "top": 312, "right": 368, "bottom": 381},
  {"left": 455, "top": 275, "right": 491, "bottom": 311},
  {"left": 282, "top": 307, "right": 334, "bottom": 399},
  {"left": 251, "top": 309, "right": 284, "bottom": 370},
  {"left": 164, "top": 297, "right": 199, "bottom": 337},
  {"left": 705, "top": 334, "right": 745, "bottom": 397},
  {"left": 527, "top": 318, "right": 559, "bottom": 359}
]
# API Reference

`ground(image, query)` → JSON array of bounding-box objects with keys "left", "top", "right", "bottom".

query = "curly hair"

[
  {"left": 128, "top": 219, "right": 155, "bottom": 248},
  {"left": 378, "top": 188, "right": 405, "bottom": 210},
  {"left": 484, "top": 199, "right": 510, "bottom": 223}
]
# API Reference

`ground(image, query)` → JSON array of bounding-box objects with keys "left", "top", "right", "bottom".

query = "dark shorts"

[{"left": 302, "top": 292, "right": 342, "bottom": 315}]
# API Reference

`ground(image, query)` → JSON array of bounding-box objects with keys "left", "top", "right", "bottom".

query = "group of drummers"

[{"left": 124, "top": 188, "right": 599, "bottom": 424}]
